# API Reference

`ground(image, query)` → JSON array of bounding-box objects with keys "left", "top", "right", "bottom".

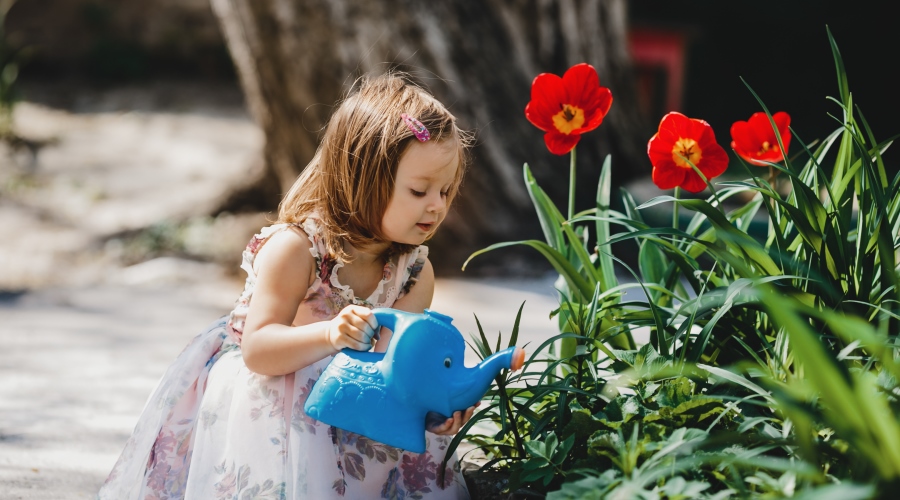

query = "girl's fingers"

[
  {"left": 361, "top": 309, "right": 378, "bottom": 331},
  {"left": 439, "top": 412, "right": 462, "bottom": 435},
  {"left": 348, "top": 325, "right": 373, "bottom": 344},
  {"left": 428, "top": 407, "right": 483, "bottom": 435},
  {"left": 352, "top": 339, "right": 373, "bottom": 351},
  {"left": 427, "top": 420, "right": 448, "bottom": 433},
  {"left": 349, "top": 309, "right": 376, "bottom": 340},
  {"left": 335, "top": 307, "right": 377, "bottom": 346}
]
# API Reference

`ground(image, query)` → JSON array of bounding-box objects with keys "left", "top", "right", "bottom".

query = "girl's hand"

[
  {"left": 326, "top": 305, "right": 378, "bottom": 352},
  {"left": 426, "top": 403, "right": 480, "bottom": 435}
]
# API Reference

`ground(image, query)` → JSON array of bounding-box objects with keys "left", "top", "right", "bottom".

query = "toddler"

[{"left": 99, "top": 72, "right": 473, "bottom": 499}]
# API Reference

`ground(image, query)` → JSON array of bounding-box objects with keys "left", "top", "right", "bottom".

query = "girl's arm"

[{"left": 240, "top": 229, "right": 377, "bottom": 376}]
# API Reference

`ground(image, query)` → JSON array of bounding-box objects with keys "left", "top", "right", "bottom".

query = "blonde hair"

[{"left": 278, "top": 72, "right": 471, "bottom": 262}]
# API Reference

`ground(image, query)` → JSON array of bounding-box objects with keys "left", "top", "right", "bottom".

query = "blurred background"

[
  {"left": 2, "top": 0, "right": 898, "bottom": 288},
  {"left": 1, "top": 1, "right": 898, "bottom": 497}
]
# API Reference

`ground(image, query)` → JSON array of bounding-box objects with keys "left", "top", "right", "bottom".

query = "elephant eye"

[{"left": 443, "top": 357, "right": 452, "bottom": 368}]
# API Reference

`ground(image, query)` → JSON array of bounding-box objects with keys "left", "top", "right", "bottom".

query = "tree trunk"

[{"left": 209, "top": 0, "right": 648, "bottom": 274}]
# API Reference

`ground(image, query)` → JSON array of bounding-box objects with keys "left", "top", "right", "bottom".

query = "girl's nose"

[{"left": 427, "top": 194, "right": 446, "bottom": 214}]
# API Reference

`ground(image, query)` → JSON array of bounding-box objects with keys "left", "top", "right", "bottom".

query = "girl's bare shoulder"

[{"left": 252, "top": 225, "right": 316, "bottom": 278}]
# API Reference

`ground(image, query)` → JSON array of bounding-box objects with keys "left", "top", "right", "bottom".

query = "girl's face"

[{"left": 381, "top": 139, "right": 460, "bottom": 246}]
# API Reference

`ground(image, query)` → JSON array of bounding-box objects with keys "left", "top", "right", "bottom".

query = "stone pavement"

[{"left": 0, "top": 273, "right": 560, "bottom": 500}]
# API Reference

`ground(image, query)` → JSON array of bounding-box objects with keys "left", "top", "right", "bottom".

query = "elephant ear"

[{"left": 388, "top": 319, "right": 460, "bottom": 407}]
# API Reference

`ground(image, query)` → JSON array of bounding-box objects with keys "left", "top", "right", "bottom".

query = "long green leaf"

[
  {"left": 523, "top": 163, "right": 566, "bottom": 252},
  {"left": 595, "top": 155, "right": 617, "bottom": 293},
  {"left": 463, "top": 240, "right": 593, "bottom": 299}
]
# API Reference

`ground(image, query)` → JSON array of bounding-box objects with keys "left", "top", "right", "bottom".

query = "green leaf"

[
  {"left": 789, "top": 483, "right": 876, "bottom": 500},
  {"left": 524, "top": 163, "right": 566, "bottom": 252},
  {"left": 638, "top": 240, "right": 666, "bottom": 303},
  {"left": 560, "top": 222, "right": 602, "bottom": 289},
  {"left": 699, "top": 364, "right": 776, "bottom": 406},
  {"left": 595, "top": 155, "right": 618, "bottom": 294},
  {"left": 655, "top": 377, "right": 695, "bottom": 408},
  {"left": 827, "top": 25, "right": 850, "bottom": 107},
  {"left": 463, "top": 239, "right": 593, "bottom": 299}
]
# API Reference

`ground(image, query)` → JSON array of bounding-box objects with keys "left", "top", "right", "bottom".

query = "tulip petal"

[
  {"left": 578, "top": 87, "right": 613, "bottom": 133},
  {"left": 747, "top": 112, "right": 774, "bottom": 138},
  {"left": 680, "top": 171, "right": 708, "bottom": 193},
  {"left": 647, "top": 133, "right": 675, "bottom": 169},
  {"left": 544, "top": 130, "right": 581, "bottom": 155},
  {"left": 652, "top": 161, "right": 686, "bottom": 190},
  {"left": 698, "top": 142, "right": 730, "bottom": 179},
  {"left": 771, "top": 111, "right": 792, "bottom": 153},
  {"left": 562, "top": 63, "right": 600, "bottom": 106},
  {"left": 730, "top": 120, "right": 755, "bottom": 152},
  {"left": 526, "top": 73, "right": 566, "bottom": 131}
]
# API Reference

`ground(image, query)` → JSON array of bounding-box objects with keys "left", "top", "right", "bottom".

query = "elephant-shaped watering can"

[{"left": 303, "top": 308, "right": 525, "bottom": 453}]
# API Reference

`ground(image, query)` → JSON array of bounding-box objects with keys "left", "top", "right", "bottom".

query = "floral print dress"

[{"left": 98, "top": 219, "right": 470, "bottom": 500}]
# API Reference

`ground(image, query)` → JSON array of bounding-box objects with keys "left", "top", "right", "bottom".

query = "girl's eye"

[{"left": 411, "top": 189, "right": 426, "bottom": 197}]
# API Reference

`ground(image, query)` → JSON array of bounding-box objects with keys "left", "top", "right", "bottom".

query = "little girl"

[{"left": 99, "top": 73, "right": 473, "bottom": 499}]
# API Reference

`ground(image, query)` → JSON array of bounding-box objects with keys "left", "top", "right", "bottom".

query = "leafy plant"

[{"left": 458, "top": 26, "right": 900, "bottom": 499}]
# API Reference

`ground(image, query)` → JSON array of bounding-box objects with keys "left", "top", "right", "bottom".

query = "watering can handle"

[{"left": 372, "top": 308, "right": 401, "bottom": 333}]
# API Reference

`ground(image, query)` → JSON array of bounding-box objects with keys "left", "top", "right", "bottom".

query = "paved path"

[{"left": 0, "top": 275, "right": 560, "bottom": 499}]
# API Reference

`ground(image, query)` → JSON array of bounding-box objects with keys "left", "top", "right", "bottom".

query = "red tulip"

[
  {"left": 730, "top": 111, "right": 791, "bottom": 166},
  {"left": 525, "top": 63, "right": 613, "bottom": 155},
  {"left": 647, "top": 112, "right": 729, "bottom": 193}
]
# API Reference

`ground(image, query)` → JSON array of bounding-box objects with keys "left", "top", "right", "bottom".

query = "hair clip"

[{"left": 401, "top": 113, "right": 431, "bottom": 142}]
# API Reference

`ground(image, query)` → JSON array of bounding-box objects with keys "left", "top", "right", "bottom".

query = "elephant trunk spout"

[{"left": 447, "top": 347, "right": 525, "bottom": 411}]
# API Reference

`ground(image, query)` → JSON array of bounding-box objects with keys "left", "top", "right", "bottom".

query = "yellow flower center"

[
  {"left": 672, "top": 137, "right": 702, "bottom": 169},
  {"left": 552, "top": 104, "right": 585, "bottom": 135},
  {"left": 757, "top": 140, "right": 779, "bottom": 156}
]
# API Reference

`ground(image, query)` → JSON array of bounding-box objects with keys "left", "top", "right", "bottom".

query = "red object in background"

[
  {"left": 628, "top": 27, "right": 688, "bottom": 116},
  {"left": 647, "top": 112, "right": 729, "bottom": 193},
  {"left": 730, "top": 111, "right": 792, "bottom": 166},
  {"left": 524, "top": 63, "right": 613, "bottom": 155}
]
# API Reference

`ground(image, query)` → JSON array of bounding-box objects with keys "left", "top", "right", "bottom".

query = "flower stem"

[
  {"left": 673, "top": 187, "right": 680, "bottom": 231},
  {"left": 568, "top": 147, "right": 577, "bottom": 220}
]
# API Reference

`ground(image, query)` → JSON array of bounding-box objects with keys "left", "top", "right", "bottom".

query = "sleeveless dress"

[{"left": 98, "top": 220, "right": 470, "bottom": 500}]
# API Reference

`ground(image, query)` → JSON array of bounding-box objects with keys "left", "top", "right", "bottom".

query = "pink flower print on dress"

[
  {"left": 439, "top": 465, "right": 456, "bottom": 489},
  {"left": 247, "top": 234, "right": 265, "bottom": 254},
  {"left": 380, "top": 468, "right": 403, "bottom": 499},
  {"left": 293, "top": 378, "right": 319, "bottom": 434},
  {"left": 145, "top": 462, "right": 171, "bottom": 492},
  {"left": 401, "top": 452, "right": 437, "bottom": 493},
  {"left": 302, "top": 285, "right": 346, "bottom": 319}
]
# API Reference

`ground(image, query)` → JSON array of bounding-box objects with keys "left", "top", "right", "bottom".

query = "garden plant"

[{"left": 449, "top": 28, "right": 900, "bottom": 499}]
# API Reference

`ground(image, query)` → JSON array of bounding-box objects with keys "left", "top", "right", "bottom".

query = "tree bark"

[{"left": 209, "top": 0, "right": 648, "bottom": 274}]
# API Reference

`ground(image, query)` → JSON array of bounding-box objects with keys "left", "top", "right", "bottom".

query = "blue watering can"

[{"left": 303, "top": 308, "right": 525, "bottom": 453}]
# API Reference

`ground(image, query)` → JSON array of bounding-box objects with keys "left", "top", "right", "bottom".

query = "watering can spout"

[{"left": 447, "top": 346, "right": 525, "bottom": 411}]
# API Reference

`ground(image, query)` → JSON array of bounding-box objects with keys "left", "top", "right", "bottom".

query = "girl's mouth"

[{"left": 417, "top": 223, "right": 433, "bottom": 232}]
